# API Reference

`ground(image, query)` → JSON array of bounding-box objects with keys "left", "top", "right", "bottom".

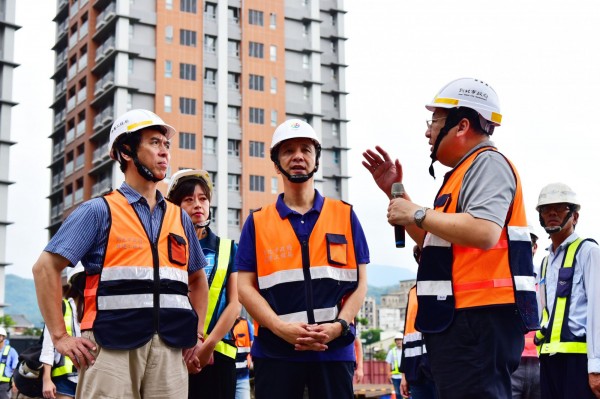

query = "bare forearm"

[
  {"left": 205, "top": 274, "right": 241, "bottom": 346},
  {"left": 420, "top": 210, "right": 501, "bottom": 249},
  {"left": 32, "top": 252, "right": 69, "bottom": 343}
]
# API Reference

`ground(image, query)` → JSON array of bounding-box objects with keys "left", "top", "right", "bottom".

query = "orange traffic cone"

[{"left": 390, "top": 389, "right": 396, "bottom": 399}]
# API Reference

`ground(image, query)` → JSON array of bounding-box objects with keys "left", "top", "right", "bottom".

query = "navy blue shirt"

[
  {"left": 45, "top": 182, "right": 207, "bottom": 274},
  {"left": 235, "top": 190, "right": 370, "bottom": 361}
]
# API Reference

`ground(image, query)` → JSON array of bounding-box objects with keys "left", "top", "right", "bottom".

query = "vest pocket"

[
  {"left": 326, "top": 233, "right": 347, "bottom": 265},
  {"left": 556, "top": 267, "right": 574, "bottom": 297},
  {"left": 168, "top": 233, "right": 187, "bottom": 266}
]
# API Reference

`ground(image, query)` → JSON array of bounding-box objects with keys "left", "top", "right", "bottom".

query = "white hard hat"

[
  {"left": 425, "top": 78, "right": 502, "bottom": 126},
  {"left": 68, "top": 263, "right": 85, "bottom": 284},
  {"left": 270, "top": 119, "right": 321, "bottom": 156},
  {"left": 108, "top": 109, "right": 176, "bottom": 160},
  {"left": 166, "top": 169, "right": 213, "bottom": 201},
  {"left": 527, "top": 225, "right": 539, "bottom": 241},
  {"left": 394, "top": 333, "right": 404, "bottom": 340},
  {"left": 536, "top": 183, "right": 581, "bottom": 212},
  {"left": 0, "top": 327, "right": 7, "bottom": 336}
]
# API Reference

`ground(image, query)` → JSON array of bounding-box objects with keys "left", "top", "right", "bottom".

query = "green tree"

[
  {"left": 0, "top": 315, "right": 15, "bottom": 328},
  {"left": 360, "top": 328, "right": 382, "bottom": 345},
  {"left": 23, "top": 327, "right": 43, "bottom": 337}
]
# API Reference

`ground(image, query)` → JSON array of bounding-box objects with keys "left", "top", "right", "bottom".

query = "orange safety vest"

[
  {"left": 416, "top": 147, "right": 539, "bottom": 333},
  {"left": 401, "top": 286, "right": 432, "bottom": 383},
  {"left": 253, "top": 198, "right": 358, "bottom": 352},
  {"left": 81, "top": 190, "right": 198, "bottom": 349},
  {"left": 233, "top": 317, "right": 252, "bottom": 371}
]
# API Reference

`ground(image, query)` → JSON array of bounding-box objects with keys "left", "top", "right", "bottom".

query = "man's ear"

[{"left": 119, "top": 144, "right": 133, "bottom": 161}]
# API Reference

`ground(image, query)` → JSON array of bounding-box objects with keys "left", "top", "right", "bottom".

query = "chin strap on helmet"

[
  {"left": 194, "top": 210, "right": 211, "bottom": 229},
  {"left": 118, "top": 143, "right": 163, "bottom": 183},
  {"left": 271, "top": 143, "right": 321, "bottom": 184},
  {"left": 539, "top": 207, "right": 574, "bottom": 234}
]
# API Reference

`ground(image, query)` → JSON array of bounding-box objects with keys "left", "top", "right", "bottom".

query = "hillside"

[{"left": 5, "top": 274, "right": 43, "bottom": 327}]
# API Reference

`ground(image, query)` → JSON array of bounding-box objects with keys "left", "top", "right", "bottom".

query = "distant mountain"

[
  {"left": 5, "top": 274, "right": 43, "bottom": 327},
  {"left": 366, "top": 264, "right": 415, "bottom": 288}
]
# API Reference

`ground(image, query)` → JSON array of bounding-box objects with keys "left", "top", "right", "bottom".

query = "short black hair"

[
  {"left": 168, "top": 178, "right": 212, "bottom": 206},
  {"left": 446, "top": 107, "right": 492, "bottom": 136}
]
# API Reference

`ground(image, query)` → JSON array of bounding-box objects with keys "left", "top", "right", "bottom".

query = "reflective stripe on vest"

[
  {"left": 52, "top": 299, "right": 76, "bottom": 378},
  {"left": 416, "top": 147, "right": 539, "bottom": 334},
  {"left": 538, "top": 238, "right": 588, "bottom": 354},
  {"left": 401, "top": 286, "right": 430, "bottom": 382},
  {"left": 234, "top": 318, "right": 252, "bottom": 370},
  {"left": 203, "top": 238, "right": 236, "bottom": 359},
  {"left": 0, "top": 345, "right": 11, "bottom": 382},
  {"left": 81, "top": 190, "right": 198, "bottom": 350}
]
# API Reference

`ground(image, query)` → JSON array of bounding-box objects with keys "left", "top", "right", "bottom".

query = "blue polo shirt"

[
  {"left": 45, "top": 182, "right": 207, "bottom": 274},
  {"left": 236, "top": 190, "right": 370, "bottom": 361}
]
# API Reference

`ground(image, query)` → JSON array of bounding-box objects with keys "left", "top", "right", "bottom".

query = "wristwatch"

[
  {"left": 334, "top": 318, "right": 350, "bottom": 336},
  {"left": 414, "top": 207, "right": 430, "bottom": 228}
]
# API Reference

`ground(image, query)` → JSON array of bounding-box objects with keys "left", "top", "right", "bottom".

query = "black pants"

[
  {"left": 425, "top": 306, "right": 524, "bottom": 399},
  {"left": 253, "top": 358, "right": 354, "bottom": 399},
  {"left": 188, "top": 351, "right": 236, "bottom": 399},
  {"left": 540, "top": 353, "right": 596, "bottom": 399}
]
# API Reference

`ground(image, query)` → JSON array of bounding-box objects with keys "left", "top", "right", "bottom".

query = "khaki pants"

[{"left": 76, "top": 331, "right": 188, "bottom": 399}]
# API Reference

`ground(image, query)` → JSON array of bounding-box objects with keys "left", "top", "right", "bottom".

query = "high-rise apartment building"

[
  {"left": 48, "top": 0, "right": 348, "bottom": 240},
  {"left": 0, "top": 0, "right": 19, "bottom": 315}
]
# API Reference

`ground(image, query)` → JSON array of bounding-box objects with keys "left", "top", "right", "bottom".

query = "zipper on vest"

[
  {"left": 301, "top": 240, "right": 315, "bottom": 324},
  {"left": 151, "top": 242, "right": 160, "bottom": 333}
]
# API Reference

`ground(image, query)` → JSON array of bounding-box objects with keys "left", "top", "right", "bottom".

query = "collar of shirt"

[
  {"left": 275, "top": 189, "right": 324, "bottom": 219},
  {"left": 545, "top": 231, "right": 580, "bottom": 256},
  {"left": 119, "top": 181, "right": 166, "bottom": 211},
  {"left": 454, "top": 140, "right": 496, "bottom": 165},
  {"left": 199, "top": 227, "right": 218, "bottom": 253}
]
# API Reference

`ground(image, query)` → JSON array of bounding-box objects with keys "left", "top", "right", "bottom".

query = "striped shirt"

[{"left": 45, "top": 182, "right": 207, "bottom": 274}]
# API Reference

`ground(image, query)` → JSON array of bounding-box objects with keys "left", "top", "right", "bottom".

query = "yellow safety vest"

[
  {"left": 0, "top": 344, "right": 12, "bottom": 382},
  {"left": 536, "top": 238, "right": 589, "bottom": 354},
  {"left": 390, "top": 347, "right": 401, "bottom": 375},
  {"left": 203, "top": 238, "right": 237, "bottom": 359},
  {"left": 52, "top": 299, "right": 76, "bottom": 377}
]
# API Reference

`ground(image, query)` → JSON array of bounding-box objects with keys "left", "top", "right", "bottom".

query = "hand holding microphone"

[{"left": 391, "top": 182, "right": 405, "bottom": 248}]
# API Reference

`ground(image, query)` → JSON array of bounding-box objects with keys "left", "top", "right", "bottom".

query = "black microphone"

[{"left": 391, "top": 182, "right": 405, "bottom": 248}]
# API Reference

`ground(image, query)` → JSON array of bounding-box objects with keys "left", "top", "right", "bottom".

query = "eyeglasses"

[
  {"left": 539, "top": 204, "right": 572, "bottom": 215},
  {"left": 426, "top": 117, "right": 447, "bottom": 129}
]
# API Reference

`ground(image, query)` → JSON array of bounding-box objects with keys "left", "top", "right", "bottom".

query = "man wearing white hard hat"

[
  {"left": 363, "top": 78, "right": 538, "bottom": 398},
  {"left": 32, "top": 109, "right": 209, "bottom": 399},
  {"left": 0, "top": 326, "right": 17, "bottom": 399},
  {"left": 533, "top": 183, "right": 600, "bottom": 398},
  {"left": 236, "top": 119, "right": 369, "bottom": 398},
  {"left": 386, "top": 333, "right": 404, "bottom": 397}
]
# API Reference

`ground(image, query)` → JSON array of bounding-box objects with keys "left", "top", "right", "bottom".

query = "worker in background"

[
  {"left": 0, "top": 327, "right": 18, "bottom": 399},
  {"left": 233, "top": 314, "right": 254, "bottom": 399},
  {"left": 237, "top": 119, "right": 369, "bottom": 398},
  {"left": 386, "top": 333, "right": 404, "bottom": 397},
  {"left": 363, "top": 78, "right": 539, "bottom": 398},
  {"left": 534, "top": 183, "right": 600, "bottom": 398},
  {"left": 400, "top": 246, "right": 437, "bottom": 399}
]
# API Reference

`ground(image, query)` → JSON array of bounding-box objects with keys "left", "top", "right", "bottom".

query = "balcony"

[
  {"left": 95, "top": 2, "right": 116, "bottom": 30},
  {"left": 54, "top": 109, "right": 66, "bottom": 128},
  {"left": 68, "top": 32, "right": 78, "bottom": 49},
  {"left": 93, "top": 106, "right": 113, "bottom": 130},
  {"left": 94, "top": 36, "right": 115, "bottom": 63},
  {"left": 78, "top": 54, "right": 88, "bottom": 72},
  {"left": 55, "top": 50, "right": 67, "bottom": 69},
  {"left": 52, "top": 140, "right": 65, "bottom": 160},
  {"left": 65, "top": 160, "right": 74, "bottom": 176},
  {"left": 64, "top": 194, "right": 73, "bottom": 210},
  {"left": 92, "top": 142, "right": 109, "bottom": 163},
  {"left": 54, "top": 79, "right": 67, "bottom": 98},
  {"left": 67, "top": 96, "right": 76, "bottom": 112},
  {"left": 76, "top": 119, "right": 86, "bottom": 137},
  {"left": 94, "top": 71, "right": 114, "bottom": 95},
  {"left": 67, "top": 63, "right": 77, "bottom": 81},
  {"left": 75, "top": 153, "right": 85, "bottom": 171},
  {"left": 77, "top": 87, "right": 86, "bottom": 105},
  {"left": 51, "top": 171, "right": 65, "bottom": 190},
  {"left": 65, "top": 127, "right": 75, "bottom": 144},
  {"left": 74, "top": 188, "right": 84, "bottom": 204},
  {"left": 92, "top": 179, "right": 111, "bottom": 197},
  {"left": 50, "top": 203, "right": 64, "bottom": 222}
]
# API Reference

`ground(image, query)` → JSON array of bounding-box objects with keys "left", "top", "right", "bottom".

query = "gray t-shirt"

[{"left": 456, "top": 141, "right": 516, "bottom": 228}]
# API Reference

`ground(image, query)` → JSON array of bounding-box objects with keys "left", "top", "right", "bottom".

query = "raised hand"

[{"left": 362, "top": 146, "right": 403, "bottom": 197}]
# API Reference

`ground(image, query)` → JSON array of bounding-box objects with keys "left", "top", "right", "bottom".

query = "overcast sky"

[{"left": 7, "top": 0, "right": 600, "bottom": 279}]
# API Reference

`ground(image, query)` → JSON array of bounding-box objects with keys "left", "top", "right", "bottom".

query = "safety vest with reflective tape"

[
  {"left": 253, "top": 198, "right": 358, "bottom": 352},
  {"left": 536, "top": 238, "right": 592, "bottom": 354},
  {"left": 203, "top": 237, "right": 237, "bottom": 359},
  {"left": 81, "top": 190, "right": 198, "bottom": 350},
  {"left": 390, "top": 347, "right": 401, "bottom": 375},
  {"left": 52, "top": 299, "right": 77, "bottom": 378},
  {"left": 400, "top": 286, "right": 432, "bottom": 383},
  {"left": 233, "top": 317, "right": 252, "bottom": 371},
  {"left": 416, "top": 147, "right": 539, "bottom": 333},
  {"left": 0, "top": 345, "right": 12, "bottom": 382}
]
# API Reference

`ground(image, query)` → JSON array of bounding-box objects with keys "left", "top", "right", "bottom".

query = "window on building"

[
  {"left": 249, "top": 9, "right": 264, "bottom": 26},
  {"left": 331, "top": 66, "right": 338, "bottom": 81},
  {"left": 164, "top": 95, "right": 172, "bottom": 112},
  {"left": 270, "top": 45, "right": 277, "bottom": 61},
  {"left": 330, "top": 12, "right": 337, "bottom": 27},
  {"left": 180, "top": 97, "right": 196, "bottom": 115},
  {"left": 180, "top": 63, "right": 197, "bottom": 81},
  {"left": 270, "top": 13, "right": 277, "bottom": 29},
  {"left": 203, "top": 136, "right": 216, "bottom": 154},
  {"left": 228, "top": 139, "right": 241, "bottom": 156},
  {"left": 331, "top": 122, "right": 339, "bottom": 136},
  {"left": 271, "top": 77, "right": 277, "bottom": 94},
  {"left": 249, "top": 141, "right": 265, "bottom": 158},
  {"left": 271, "top": 110, "right": 278, "bottom": 127},
  {"left": 179, "top": 132, "right": 196, "bottom": 150},
  {"left": 204, "top": 2, "right": 216, "bottom": 19},
  {"left": 271, "top": 177, "right": 279, "bottom": 194},
  {"left": 129, "top": 24, "right": 134, "bottom": 40},
  {"left": 204, "top": 68, "right": 216, "bottom": 86},
  {"left": 250, "top": 175, "right": 265, "bottom": 192},
  {"left": 333, "top": 149, "right": 340, "bottom": 164},
  {"left": 228, "top": 174, "right": 240, "bottom": 192},
  {"left": 228, "top": 7, "right": 240, "bottom": 24},
  {"left": 165, "top": 60, "right": 172, "bottom": 78},
  {"left": 228, "top": 209, "right": 240, "bottom": 226},
  {"left": 228, "top": 72, "right": 240, "bottom": 90},
  {"left": 165, "top": 25, "right": 173, "bottom": 43},
  {"left": 249, "top": 74, "right": 264, "bottom": 91},
  {"left": 302, "top": 54, "right": 310, "bottom": 69},
  {"left": 165, "top": 0, "right": 173, "bottom": 10},
  {"left": 180, "top": 29, "right": 197, "bottom": 47},
  {"left": 128, "top": 58, "right": 134, "bottom": 75},
  {"left": 126, "top": 93, "right": 133, "bottom": 110},
  {"left": 249, "top": 107, "right": 264, "bottom": 124},
  {"left": 333, "top": 94, "right": 339, "bottom": 109},
  {"left": 204, "top": 102, "right": 216, "bottom": 120},
  {"left": 180, "top": 0, "right": 197, "bottom": 13},
  {"left": 210, "top": 206, "right": 217, "bottom": 224},
  {"left": 303, "top": 86, "right": 310, "bottom": 100},
  {"left": 228, "top": 106, "right": 240, "bottom": 123},
  {"left": 302, "top": 22, "right": 310, "bottom": 37},
  {"left": 249, "top": 42, "right": 264, "bottom": 58},
  {"left": 208, "top": 172, "right": 217, "bottom": 189},
  {"left": 204, "top": 35, "right": 216, "bottom": 53},
  {"left": 228, "top": 40, "right": 240, "bottom": 57},
  {"left": 331, "top": 39, "right": 337, "bottom": 54}
]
